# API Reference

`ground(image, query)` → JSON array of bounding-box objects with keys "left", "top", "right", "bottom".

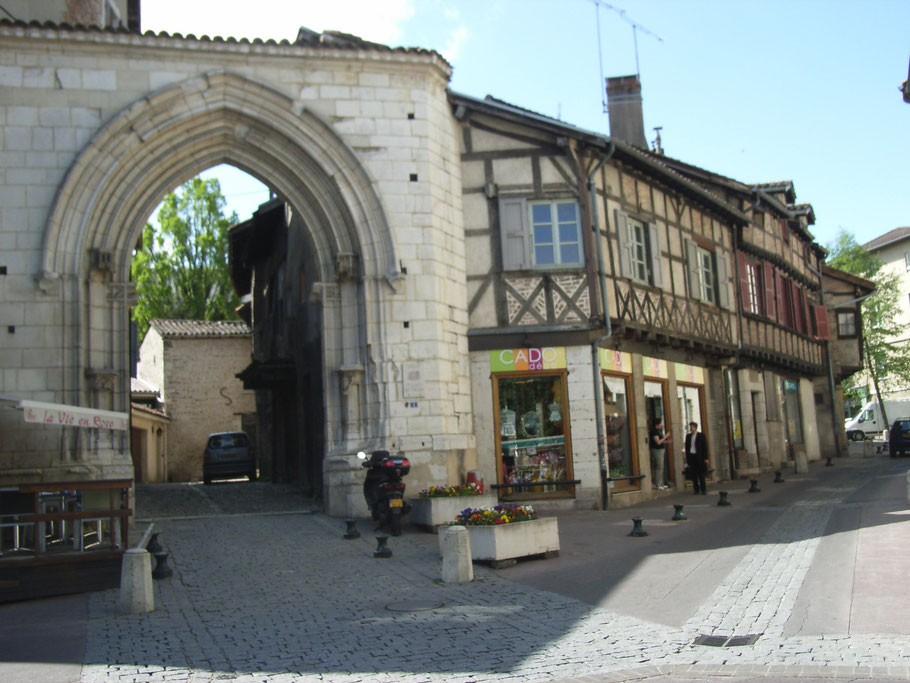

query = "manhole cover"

[
  {"left": 385, "top": 600, "right": 444, "bottom": 612},
  {"left": 726, "top": 634, "right": 761, "bottom": 646},
  {"left": 693, "top": 633, "right": 762, "bottom": 647},
  {"left": 693, "top": 635, "right": 729, "bottom": 647}
]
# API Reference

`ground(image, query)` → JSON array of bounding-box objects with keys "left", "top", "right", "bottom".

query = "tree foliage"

[
  {"left": 132, "top": 177, "right": 240, "bottom": 340},
  {"left": 827, "top": 230, "right": 910, "bottom": 417}
]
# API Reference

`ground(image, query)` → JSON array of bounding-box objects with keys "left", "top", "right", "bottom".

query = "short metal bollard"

[
  {"left": 826, "top": 456, "right": 834, "bottom": 467},
  {"left": 717, "top": 491, "right": 731, "bottom": 506},
  {"left": 374, "top": 535, "right": 392, "bottom": 558},
  {"left": 671, "top": 504, "right": 687, "bottom": 521},
  {"left": 343, "top": 519, "right": 360, "bottom": 540},
  {"left": 152, "top": 552, "right": 172, "bottom": 579},
  {"left": 628, "top": 517, "right": 648, "bottom": 537},
  {"left": 748, "top": 480, "right": 761, "bottom": 493},
  {"left": 774, "top": 471, "right": 785, "bottom": 483},
  {"left": 146, "top": 532, "right": 162, "bottom": 554}
]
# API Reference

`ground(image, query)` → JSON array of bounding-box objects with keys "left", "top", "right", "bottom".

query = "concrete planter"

[
  {"left": 410, "top": 494, "right": 498, "bottom": 532},
  {"left": 466, "top": 517, "right": 560, "bottom": 567}
]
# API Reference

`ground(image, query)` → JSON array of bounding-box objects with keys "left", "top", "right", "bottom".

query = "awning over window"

[{"left": 16, "top": 399, "right": 128, "bottom": 431}]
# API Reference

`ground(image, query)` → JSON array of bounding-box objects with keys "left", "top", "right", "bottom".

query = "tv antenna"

[{"left": 590, "top": 0, "right": 664, "bottom": 112}]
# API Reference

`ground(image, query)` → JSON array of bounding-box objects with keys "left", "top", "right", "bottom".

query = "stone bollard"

[
  {"left": 794, "top": 450, "right": 808, "bottom": 474},
  {"left": 864, "top": 440, "right": 874, "bottom": 459},
  {"left": 119, "top": 548, "right": 154, "bottom": 614},
  {"left": 441, "top": 525, "right": 473, "bottom": 583}
]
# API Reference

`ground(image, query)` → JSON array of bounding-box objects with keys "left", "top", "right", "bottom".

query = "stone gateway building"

[{"left": 0, "top": 4, "right": 867, "bottom": 518}]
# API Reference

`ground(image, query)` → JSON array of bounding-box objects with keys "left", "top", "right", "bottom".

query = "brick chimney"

[{"left": 606, "top": 75, "right": 648, "bottom": 148}]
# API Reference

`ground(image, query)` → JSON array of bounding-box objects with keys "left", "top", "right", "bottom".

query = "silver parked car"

[{"left": 203, "top": 432, "right": 256, "bottom": 484}]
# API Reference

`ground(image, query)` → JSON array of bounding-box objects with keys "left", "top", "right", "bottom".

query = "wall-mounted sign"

[
  {"left": 490, "top": 347, "right": 566, "bottom": 372},
  {"left": 599, "top": 348, "right": 632, "bottom": 373},
  {"left": 784, "top": 379, "right": 799, "bottom": 392},
  {"left": 19, "top": 399, "right": 128, "bottom": 431},
  {"left": 642, "top": 355, "right": 668, "bottom": 379},
  {"left": 675, "top": 362, "right": 705, "bottom": 384}
]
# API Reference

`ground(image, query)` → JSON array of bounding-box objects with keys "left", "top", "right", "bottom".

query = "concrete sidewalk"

[{"left": 2, "top": 448, "right": 910, "bottom": 682}]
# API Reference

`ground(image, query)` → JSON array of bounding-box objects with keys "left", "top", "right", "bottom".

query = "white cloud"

[{"left": 442, "top": 26, "right": 469, "bottom": 64}]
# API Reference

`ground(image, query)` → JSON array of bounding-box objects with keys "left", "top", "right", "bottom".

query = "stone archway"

[{"left": 40, "top": 70, "right": 402, "bottom": 488}]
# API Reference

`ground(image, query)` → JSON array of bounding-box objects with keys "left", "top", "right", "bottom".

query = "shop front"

[
  {"left": 490, "top": 347, "right": 575, "bottom": 501},
  {"left": 600, "top": 349, "right": 640, "bottom": 493}
]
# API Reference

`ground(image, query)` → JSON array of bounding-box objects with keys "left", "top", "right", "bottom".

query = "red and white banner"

[{"left": 19, "top": 399, "right": 128, "bottom": 431}]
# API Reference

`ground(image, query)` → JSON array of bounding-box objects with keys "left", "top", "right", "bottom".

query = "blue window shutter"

[
  {"left": 498, "top": 197, "right": 529, "bottom": 270},
  {"left": 685, "top": 239, "right": 700, "bottom": 300},
  {"left": 614, "top": 209, "right": 633, "bottom": 279},
  {"left": 648, "top": 222, "right": 663, "bottom": 288},
  {"left": 716, "top": 252, "right": 732, "bottom": 310}
]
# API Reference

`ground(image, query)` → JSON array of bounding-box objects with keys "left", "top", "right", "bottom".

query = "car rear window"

[
  {"left": 208, "top": 433, "right": 249, "bottom": 448},
  {"left": 897, "top": 420, "right": 910, "bottom": 431}
]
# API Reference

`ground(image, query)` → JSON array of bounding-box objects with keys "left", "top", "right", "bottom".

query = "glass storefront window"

[
  {"left": 494, "top": 372, "right": 573, "bottom": 499},
  {"left": 677, "top": 384, "right": 703, "bottom": 431},
  {"left": 726, "top": 368, "right": 744, "bottom": 449},
  {"left": 782, "top": 379, "right": 803, "bottom": 444},
  {"left": 603, "top": 374, "right": 638, "bottom": 489}
]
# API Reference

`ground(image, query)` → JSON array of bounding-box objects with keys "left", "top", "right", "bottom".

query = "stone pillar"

[{"left": 441, "top": 525, "right": 473, "bottom": 583}]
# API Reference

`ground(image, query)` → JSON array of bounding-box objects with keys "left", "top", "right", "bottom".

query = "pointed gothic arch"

[{"left": 39, "top": 70, "right": 401, "bottom": 461}]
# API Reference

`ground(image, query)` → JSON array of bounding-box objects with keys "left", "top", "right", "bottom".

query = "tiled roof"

[
  {"left": 862, "top": 227, "right": 910, "bottom": 251},
  {"left": 149, "top": 319, "right": 251, "bottom": 338},
  {"left": 130, "top": 377, "right": 159, "bottom": 396},
  {"left": 0, "top": 20, "right": 447, "bottom": 65}
]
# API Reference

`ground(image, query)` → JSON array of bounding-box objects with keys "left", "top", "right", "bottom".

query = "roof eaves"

[{"left": 449, "top": 91, "right": 749, "bottom": 226}]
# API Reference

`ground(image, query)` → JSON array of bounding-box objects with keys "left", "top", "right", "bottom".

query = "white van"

[{"left": 844, "top": 399, "right": 910, "bottom": 441}]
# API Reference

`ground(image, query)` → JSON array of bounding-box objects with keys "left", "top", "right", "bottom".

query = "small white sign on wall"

[{"left": 403, "top": 363, "right": 424, "bottom": 398}]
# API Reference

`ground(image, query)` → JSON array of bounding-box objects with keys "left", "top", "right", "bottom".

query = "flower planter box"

[
  {"left": 466, "top": 517, "right": 560, "bottom": 568},
  {"left": 410, "top": 494, "right": 498, "bottom": 532}
]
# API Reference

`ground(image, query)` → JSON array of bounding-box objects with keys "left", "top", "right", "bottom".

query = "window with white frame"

[
  {"left": 686, "top": 239, "right": 732, "bottom": 309},
  {"left": 837, "top": 310, "right": 857, "bottom": 337},
  {"left": 615, "top": 211, "right": 663, "bottom": 288},
  {"left": 695, "top": 246, "right": 716, "bottom": 304},
  {"left": 629, "top": 218, "right": 650, "bottom": 282},
  {"left": 529, "top": 200, "right": 582, "bottom": 267},
  {"left": 905, "top": 251, "right": 910, "bottom": 271},
  {"left": 498, "top": 197, "right": 583, "bottom": 271}
]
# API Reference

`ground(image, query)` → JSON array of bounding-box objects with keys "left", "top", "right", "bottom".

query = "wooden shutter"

[
  {"left": 648, "top": 222, "right": 663, "bottom": 288},
  {"left": 775, "top": 269, "right": 788, "bottom": 325},
  {"left": 762, "top": 261, "right": 776, "bottom": 320},
  {"left": 498, "top": 197, "right": 530, "bottom": 270},
  {"left": 716, "top": 251, "right": 732, "bottom": 310},
  {"left": 614, "top": 209, "right": 633, "bottom": 279},
  {"left": 813, "top": 304, "right": 830, "bottom": 339},
  {"left": 736, "top": 250, "right": 751, "bottom": 311},
  {"left": 687, "top": 239, "right": 702, "bottom": 300}
]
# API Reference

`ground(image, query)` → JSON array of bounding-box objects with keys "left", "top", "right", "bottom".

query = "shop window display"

[
  {"left": 603, "top": 374, "right": 638, "bottom": 488},
  {"left": 495, "top": 373, "right": 572, "bottom": 498}
]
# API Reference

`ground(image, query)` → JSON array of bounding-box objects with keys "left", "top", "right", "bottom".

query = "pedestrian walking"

[
  {"left": 685, "top": 421, "right": 709, "bottom": 494},
  {"left": 649, "top": 417, "right": 671, "bottom": 490}
]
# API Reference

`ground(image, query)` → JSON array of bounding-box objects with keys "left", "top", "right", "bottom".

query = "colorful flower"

[
  {"left": 418, "top": 483, "right": 482, "bottom": 498},
  {"left": 453, "top": 504, "right": 537, "bottom": 526}
]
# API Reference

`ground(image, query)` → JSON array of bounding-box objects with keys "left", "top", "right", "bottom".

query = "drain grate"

[
  {"left": 385, "top": 600, "right": 444, "bottom": 612},
  {"left": 693, "top": 633, "right": 761, "bottom": 647}
]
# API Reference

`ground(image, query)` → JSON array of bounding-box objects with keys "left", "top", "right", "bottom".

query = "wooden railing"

[
  {"left": 740, "top": 314, "right": 824, "bottom": 370},
  {"left": 0, "top": 480, "right": 131, "bottom": 562},
  {"left": 614, "top": 280, "right": 735, "bottom": 347}
]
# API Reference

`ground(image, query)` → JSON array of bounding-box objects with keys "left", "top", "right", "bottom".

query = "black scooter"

[{"left": 357, "top": 450, "right": 411, "bottom": 536}]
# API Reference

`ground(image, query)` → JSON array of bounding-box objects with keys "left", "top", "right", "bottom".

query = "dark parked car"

[
  {"left": 889, "top": 419, "right": 910, "bottom": 458},
  {"left": 203, "top": 432, "right": 256, "bottom": 484}
]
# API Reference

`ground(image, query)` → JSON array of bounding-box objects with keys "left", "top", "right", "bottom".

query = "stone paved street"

[{"left": 5, "top": 449, "right": 910, "bottom": 682}]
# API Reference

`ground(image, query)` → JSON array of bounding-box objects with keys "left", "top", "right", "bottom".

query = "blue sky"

[{"left": 142, "top": 0, "right": 910, "bottom": 249}]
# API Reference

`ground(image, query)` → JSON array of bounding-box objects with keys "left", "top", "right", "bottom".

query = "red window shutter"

[
  {"left": 737, "top": 251, "right": 750, "bottom": 311},
  {"left": 762, "top": 261, "right": 777, "bottom": 320},
  {"left": 780, "top": 218, "right": 790, "bottom": 243},
  {"left": 813, "top": 304, "right": 830, "bottom": 339},
  {"left": 775, "top": 269, "right": 788, "bottom": 325},
  {"left": 800, "top": 289, "right": 811, "bottom": 335}
]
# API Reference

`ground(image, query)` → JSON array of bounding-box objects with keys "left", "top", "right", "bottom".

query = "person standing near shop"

[
  {"left": 685, "top": 421, "right": 709, "bottom": 495},
  {"left": 649, "top": 417, "right": 671, "bottom": 490}
]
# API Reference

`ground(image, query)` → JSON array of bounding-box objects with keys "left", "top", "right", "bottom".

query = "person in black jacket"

[{"left": 684, "top": 422, "right": 709, "bottom": 495}]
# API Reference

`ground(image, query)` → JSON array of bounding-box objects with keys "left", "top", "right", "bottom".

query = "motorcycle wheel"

[{"left": 389, "top": 507, "right": 402, "bottom": 537}]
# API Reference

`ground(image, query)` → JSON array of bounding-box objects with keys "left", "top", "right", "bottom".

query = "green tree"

[
  {"left": 132, "top": 177, "right": 241, "bottom": 340},
  {"left": 827, "top": 230, "right": 910, "bottom": 423}
]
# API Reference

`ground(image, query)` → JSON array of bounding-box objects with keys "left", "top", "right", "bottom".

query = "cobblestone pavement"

[{"left": 80, "top": 454, "right": 910, "bottom": 682}]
